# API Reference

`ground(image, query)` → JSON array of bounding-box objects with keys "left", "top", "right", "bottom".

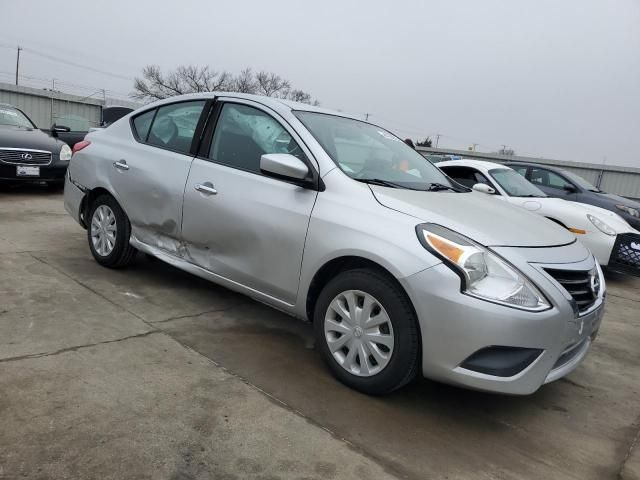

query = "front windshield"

[
  {"left": 294, "top": 111, "right": 461, "bottom": 191},
  {"left": 489, "top": 168, "right": 546, "bottom": 197},
  {"left": 561, "top": 169, "right": 599, "bottom": 192},
  {"left": 0, "top": 107, "right": 35, "bottom": 128}
]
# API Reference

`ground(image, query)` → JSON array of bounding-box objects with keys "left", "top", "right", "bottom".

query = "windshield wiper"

[
  {"left": 426, "top": 182, "right": 464, "bottom": 192},
  {"left": 517, "top": 194, "right": 546, "bottom": 198},
  {"left": 356, "top": 178, "right": 420, "bottom": 190}
]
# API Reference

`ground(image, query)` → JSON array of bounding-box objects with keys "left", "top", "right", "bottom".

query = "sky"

[{"left": 1, "top": 0, "right": 639, "bottom": 167}]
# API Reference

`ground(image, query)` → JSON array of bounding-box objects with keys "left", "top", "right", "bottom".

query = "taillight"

[{"left": 72, "top": 140, "right": 91, "bottom": 156}]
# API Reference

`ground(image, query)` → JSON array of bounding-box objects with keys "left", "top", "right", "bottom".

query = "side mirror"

[
  {"left": 260, "top": 153, "right": 309, "bottom": 182},
  {"left": 51, "top": 124, "right": 71, "bottom": 137},
  {"left": 472, "top": 183, "right": 496, "bottom": 195},
  {"left": 564, "top": 184, "right": 577, "bottom": 193}
]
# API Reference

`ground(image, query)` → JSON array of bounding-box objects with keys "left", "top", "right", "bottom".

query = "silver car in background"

[{"left": 64, "top": 93, "right": 605, "bottom": 395}]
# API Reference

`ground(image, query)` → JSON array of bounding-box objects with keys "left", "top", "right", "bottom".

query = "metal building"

[{"left": 0, "top": 81, "right": 140, "bottom": 131}]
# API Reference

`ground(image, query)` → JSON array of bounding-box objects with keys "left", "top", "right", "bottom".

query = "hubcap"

[
  {"left": 324, "top": 290, "right": 394, "bottom": 377},
  {"left": 90, "top": 205, "right": 117, "bottom": 257}
]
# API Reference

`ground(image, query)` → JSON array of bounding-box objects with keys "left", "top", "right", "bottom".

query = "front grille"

[
  {"left": 544, "top": 268, "right": 598, "bottom": 313},
  {"left": 0, "top": 148, "right": 52, "bottom": 165},
  {"left": 608, "top": 233, "right": 640, "bottom": 277}
]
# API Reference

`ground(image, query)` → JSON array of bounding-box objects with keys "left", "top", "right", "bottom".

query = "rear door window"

[{"left": 146, "top": 101, "right": 207, "bottom": 155}]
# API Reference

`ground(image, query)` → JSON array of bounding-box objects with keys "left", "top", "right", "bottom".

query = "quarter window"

[
  {"left": 132, "top": 109, "right": 156, "bottom": 142},
  {"left": 146, "top": 101, "right": 206, "bottom": 155},
  {"left": 209, "top": 103, "right": 307, "bottom": 174}
]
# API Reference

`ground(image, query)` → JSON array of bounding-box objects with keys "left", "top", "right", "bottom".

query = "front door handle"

[
  {"left": 195, "top": 182, "right": 218, "bottom": 195},
  {"left": 113, "top": 160, "right": 129, "bottom": 171}
]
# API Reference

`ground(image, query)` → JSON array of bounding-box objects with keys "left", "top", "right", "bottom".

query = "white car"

[{"left": 438, "top": 159, "right": 640, "bottom": 272}]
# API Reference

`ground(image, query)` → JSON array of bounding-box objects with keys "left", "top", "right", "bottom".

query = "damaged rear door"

[{"left": 109, "top": 100, "right": 209, "bottom": 251}]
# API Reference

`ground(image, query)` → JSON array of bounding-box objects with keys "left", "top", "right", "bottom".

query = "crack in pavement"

[
  {"left": 150, "top": 304, "right": 242, "bottom": 324},
  {"left": 618, "top": 414, "right": 640, "bottom": 479},
  {"left": 0, "top": 330, "right": 160, "bottom": 364},
  {"left": 608, "top": 292, "right": 640, "bottom": 304},
  {"left": 28, "top": 253, "right": 151, "bottom": 325}
]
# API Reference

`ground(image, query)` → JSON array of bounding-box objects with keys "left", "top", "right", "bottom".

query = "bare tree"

[
  {"left": 255, "top": 71, "right": 291, "bottom": 98},
  {"left": 232, "top": 68, "right": 257, "bottom": 94},
  {"left": 132, "top": 65, "right": 232, "bottom": 101},
  {"left": 133, "top": 65, "right": 319, "bottom": 105},
  {"left": 287, "top": 89, "right": 312, "bottom": 103}
]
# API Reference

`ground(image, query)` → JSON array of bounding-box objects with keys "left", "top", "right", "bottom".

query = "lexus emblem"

[{"left": 21, "top": 153, "right": 33, "bottom": 161}]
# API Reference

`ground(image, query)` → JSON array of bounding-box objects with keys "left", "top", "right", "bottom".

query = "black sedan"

[
  {"left": 505, "top": 161, "right": 640, "bottom": 231},
  {"left": 0, "top": 104, "right": 72, "bottom": 187}
]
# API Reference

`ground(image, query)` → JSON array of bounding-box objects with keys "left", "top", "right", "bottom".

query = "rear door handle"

[
  {"left": 195, "top": 182, "right": 217, "bottom": 195},
  {"left": 113, "top": 160, "right": 129, "bottom": 171}
]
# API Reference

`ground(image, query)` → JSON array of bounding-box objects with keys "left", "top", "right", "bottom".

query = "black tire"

[
  {"left": 313, "top": 268, "right": 420, "bottom": 395},
  {"left": 87, "top": 194, "right": 136, "bottom": 268}
]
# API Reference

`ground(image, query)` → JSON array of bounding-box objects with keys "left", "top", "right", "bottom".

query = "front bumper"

[
  {"left": 0, "top": 159, "right": 68, "bottom": 182},
  {"left": 401, "top": 247, "right": 604, "bottom": 395}
]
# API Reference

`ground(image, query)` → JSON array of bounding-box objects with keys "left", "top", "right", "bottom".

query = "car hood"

[
  {"left": 370, "top": 187, "right": 575, "bottom": 247},
  {"left": 594, "top": 190, "right": 640, "bottom": 209},
  {"left": 526, "top": 197, "right": 637, "bottom": 234},
  {"left": 0, "top": 125, "right": 63, "bottom": 152}
]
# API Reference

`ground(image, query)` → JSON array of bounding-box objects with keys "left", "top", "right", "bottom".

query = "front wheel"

[
  {"left": 87, "top": 194, "right": 136, "bottom": 268},
  {"left": 313, "top": 269, "right": 420, "bottom": 395}
]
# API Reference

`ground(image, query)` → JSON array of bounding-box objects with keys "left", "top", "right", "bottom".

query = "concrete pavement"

[{"left": 1, "top": 186, "right": 639, "bottom": 479}]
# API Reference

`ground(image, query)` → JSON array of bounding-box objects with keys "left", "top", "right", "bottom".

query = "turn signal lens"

[{"left": 425, "top": 234, "right": 464, "bottom": 263}]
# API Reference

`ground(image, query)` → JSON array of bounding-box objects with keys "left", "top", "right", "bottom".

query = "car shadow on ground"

[
  {"left": 123, "top": 255, "right": 597, "bottom": 467},
  {"left": 0, "top": 182, "right": 63, "bottom": 194}
]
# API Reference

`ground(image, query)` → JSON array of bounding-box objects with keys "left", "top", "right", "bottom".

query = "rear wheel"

[
  {"left": 313, "top": 268, "right": 420, "bottom": 395},
  {"left": 87, "top": 194, "right": 136, "bottom": 268}
]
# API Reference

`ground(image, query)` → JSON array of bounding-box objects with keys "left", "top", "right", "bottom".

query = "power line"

[
  {"left": 19, "top": 46, "right": 134, "bottom": 81},
  {"left": 0, "top": 43, "right": 134, "bottom": 81}
]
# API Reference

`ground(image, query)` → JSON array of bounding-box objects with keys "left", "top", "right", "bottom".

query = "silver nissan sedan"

[{"left": 64, "top": 93, "right": 605, "bottom": 395}]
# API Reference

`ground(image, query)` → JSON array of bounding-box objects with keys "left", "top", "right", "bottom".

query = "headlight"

[
  {"left": 587, "top": 214, "right": 616, "bottom": 236},
  {"left": 59, "top": 144, "right": 72, "bottom": 161},
  {"left": 416, "top": 224, "right": 551, "bottom": 311},
  {"left": 615, "top": 204, "right": 640, "bottom": 218}
]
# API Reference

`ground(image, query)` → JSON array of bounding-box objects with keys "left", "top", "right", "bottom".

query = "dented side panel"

[
  {"left": 182, "top": 158, "right": 318, "bottom": 305},
  {"left": 68, "top": 128, "right": 193, "bottom": 254}
]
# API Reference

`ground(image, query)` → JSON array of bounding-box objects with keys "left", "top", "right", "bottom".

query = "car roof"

[
  {"left": 437, "top": 158, "right": 512, "bottom": 172},
  {"left": 503, "top": 161, "right": 569, "bottom": 174},
  {"left": 138, "top": 92, "right": 364, "bottom": 122}
]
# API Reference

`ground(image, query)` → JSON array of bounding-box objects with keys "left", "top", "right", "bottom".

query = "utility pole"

[
  {"left": 15, "top": 46, "right": 22, "bottom": 85},
  {"left": 435, "top": 134, "right": 441, "bottom": 148}
]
